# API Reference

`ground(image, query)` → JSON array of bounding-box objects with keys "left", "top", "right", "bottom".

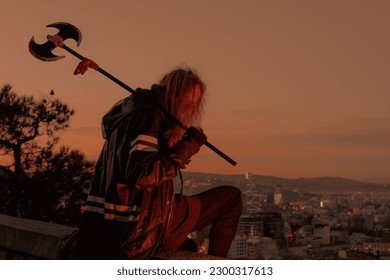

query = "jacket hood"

[
  {"left": 101, "top": 85, "right": 165, "bottom": 139},
  {"left": 101, "top": 95, "right": 134, "bottom": 139}
]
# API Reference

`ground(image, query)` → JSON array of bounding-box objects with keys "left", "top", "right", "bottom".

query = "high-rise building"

[
  {"left": 227, "top": 234, "right": 247, "bottom": 259},
  {"left": 260, "top": 212, "right": 285, "bottom": 240},
  {"left": 237, "top": 215, "right": 262, "bottom": 237},
  {"left": 238, "top": 212, "right": 285, "bottom": 240}
]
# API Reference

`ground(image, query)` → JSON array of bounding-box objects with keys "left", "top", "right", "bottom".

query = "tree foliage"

[
  {"left": 0, "top": 84, "right": 94, "bottom": 225},
  {"left": 19, "top": 146, "right": 94, "bottom": 226},
  {"left": 0, "top": 84, "right": 74, "bottom": 171}
]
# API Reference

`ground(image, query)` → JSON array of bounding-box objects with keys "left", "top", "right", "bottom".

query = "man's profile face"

[{"left": 180, "top": 83, "right": 202, "bottom": 126}]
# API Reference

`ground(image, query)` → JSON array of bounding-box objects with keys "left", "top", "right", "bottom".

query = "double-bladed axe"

[{"left": 29, "top": 22, "right": 237, "bottom": 166}]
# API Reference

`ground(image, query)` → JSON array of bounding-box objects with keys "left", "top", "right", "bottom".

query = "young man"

[{"left": 77, "top": 67, "right": 242, "bottom": 259}]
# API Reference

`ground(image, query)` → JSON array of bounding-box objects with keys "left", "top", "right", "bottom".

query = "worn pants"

[{"left": 163, "top": 185, "right": 242, "bottom": 257}]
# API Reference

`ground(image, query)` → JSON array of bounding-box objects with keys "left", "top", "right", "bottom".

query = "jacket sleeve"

[{"left": 123, "top": 107, "right": 178, "bottom": 191}]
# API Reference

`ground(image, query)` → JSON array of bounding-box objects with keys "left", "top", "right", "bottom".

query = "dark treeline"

[{"left": 0, "top": 84, "right": 94, "bottom": 227}]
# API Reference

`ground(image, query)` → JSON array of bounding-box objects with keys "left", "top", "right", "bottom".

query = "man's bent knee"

[{"left": 219, "top": 185, "right": 243, "bottom": 213}]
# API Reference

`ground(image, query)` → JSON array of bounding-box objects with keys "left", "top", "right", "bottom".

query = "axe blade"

[
  {"left": 46, "top": 22, "right": 82, "bottom": 46},
  {"left": 28, "top": 22, "right": 82, "bottom": 62},
  {"left": 29, "top": 37, "right": 64, "bottom": 61}
]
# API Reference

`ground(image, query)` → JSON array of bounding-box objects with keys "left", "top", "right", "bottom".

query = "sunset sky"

[{"left": 1, "top": 0, "right": 390, "bottom": 183}]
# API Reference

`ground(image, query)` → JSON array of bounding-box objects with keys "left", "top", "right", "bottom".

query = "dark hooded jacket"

[{"left": 77, "top": 86, "right": 180, "bottom": 259}]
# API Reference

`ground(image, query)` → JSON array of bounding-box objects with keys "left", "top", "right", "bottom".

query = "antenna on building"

[{"left": 244, "top": 172, "right": 262, "bottom": 213}]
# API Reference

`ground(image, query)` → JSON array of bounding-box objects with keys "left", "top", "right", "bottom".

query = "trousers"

[{"left": 162, "top": 185, "right": 242, "bottom": 257}]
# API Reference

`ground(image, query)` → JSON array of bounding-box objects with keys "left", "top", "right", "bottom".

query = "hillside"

[{"left": 181, "top": 171, "right": 390, "bottom": 193}]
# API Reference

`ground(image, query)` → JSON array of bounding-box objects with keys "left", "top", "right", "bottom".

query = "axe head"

[{"left": 29, "top": 22, "right": 82, "bottom": 61}]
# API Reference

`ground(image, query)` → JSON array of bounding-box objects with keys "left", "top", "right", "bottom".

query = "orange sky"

[{"left": 1, "top": 0, "right": 390, "bottom": 182}]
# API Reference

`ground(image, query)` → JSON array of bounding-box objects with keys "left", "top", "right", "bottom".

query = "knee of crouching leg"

[
  {"left": 235, "top": 188, "right": 243, "bottom": 211},
  {"left": 225, "top": 186, "right": 243, "bottom": 209},
  {"left": 232, "top": 186, "right": 242, "bottom": 198}
]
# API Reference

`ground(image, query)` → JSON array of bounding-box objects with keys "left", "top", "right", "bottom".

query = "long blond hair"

[{"left": 159, "top": 67, "right": 206, "bottom": 146}]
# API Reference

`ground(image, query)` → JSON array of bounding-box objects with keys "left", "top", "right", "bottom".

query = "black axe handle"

[
  {"left": 63, "top": 45, "right": 136, "bottom": 95},
  {"left": 62, "top": 44, "right": 237, "bottom": 166}
]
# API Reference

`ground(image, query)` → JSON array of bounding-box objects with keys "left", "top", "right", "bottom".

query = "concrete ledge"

[
  {"left": 0, "top": 214, "right": 225, "bottom": 260},
  {"left": 0, "top": 214, "right": 78, "bottom": 259}
]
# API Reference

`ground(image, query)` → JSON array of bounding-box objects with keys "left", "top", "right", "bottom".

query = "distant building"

[
  {"left": 227, "top": 234, "right": 247, "bottom": 259},
  {"left": 233, "top": 215, "right": 262, "bottom": 259},
  {"left": 274, "top": 185, "right": 283, "bottom": 205},
  {"left": 247, "top": 236, "right": 263, "bottom": 259},
  {"left": 258, "top": 237, "right": 279, "bottom": 259},
  {"left": 260, "top": 212, "right": 285, "bottom": 240},
  {"left": 236, "top": 215, "right": 262, "bottom": 238},
  {"left": 313, "top": 223, "right": 331, "bottom": 245},
  {"left": 239, "top": 212, "right": 285, "bottom": 240},
  {"left": 351, "top": 213, "right": 364, "bottom": 231},
  {"left": 320, "top": 200, "right": 335, "bottom": 209},
  {"left": 296, "top": 225, "right": 314, "bottom": 246}
]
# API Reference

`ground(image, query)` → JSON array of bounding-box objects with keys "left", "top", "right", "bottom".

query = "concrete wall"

[
  {"left": 0, "top": 214, "right": 224, "bottom": 260},
  {"left": 0, "top": 214, "right": 78, "bottom": 259}
]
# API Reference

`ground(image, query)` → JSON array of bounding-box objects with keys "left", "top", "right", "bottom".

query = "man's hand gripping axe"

[{"left": 29, "top": 22, "right": 237, "bottom": 166}]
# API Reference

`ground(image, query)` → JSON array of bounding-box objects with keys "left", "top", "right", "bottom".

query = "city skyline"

[
  {"left": 1, "top": 1, "right": 390, "bottom": 182},
  {"left": 181, "top": 172, "right": 390, "bottom": 260}
]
